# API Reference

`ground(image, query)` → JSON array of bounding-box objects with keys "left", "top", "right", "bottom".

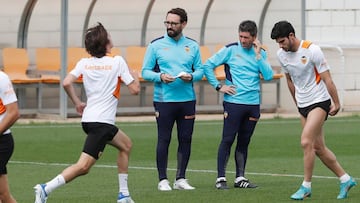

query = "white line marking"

[
  {"left": 10, "top": 160, "right": 355, "bottom": 180},
  {"left": 11, "top": 118, "right": 360, "bottom": 129}
]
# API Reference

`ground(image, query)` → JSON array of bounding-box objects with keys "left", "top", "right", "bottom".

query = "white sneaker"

[
  {"left": 158, "top": 179, "right": 172, "bottom": 191},
  {"left": 173, "top": 178, "right": 195, "bottom": 190},
  {"left": 117, "top": 192, "right": 135, "bottom": 203},
  {"left": 117, "top": 197, "right": 135, "bottom": 203},
  {"left": 34, "top": 184, "right": 48, "bottom": 203}
]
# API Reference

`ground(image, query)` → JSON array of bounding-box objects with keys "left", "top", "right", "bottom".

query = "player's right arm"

[
  {"left": 127, "top": 69, "right": 140, "bottom": 95},
  {"left": 118, "top": 56, "right": 140, "bottom": 95},
  {"left": 285, "top": 73, "right": 297, "bottom": 105},
  {"left": 63, "top": 73, "right": 86, "bottom": 115}
]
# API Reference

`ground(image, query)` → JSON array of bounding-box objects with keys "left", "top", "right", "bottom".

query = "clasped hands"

[{"left": 160, "top": 72, "right": 192, "bottom": 83}]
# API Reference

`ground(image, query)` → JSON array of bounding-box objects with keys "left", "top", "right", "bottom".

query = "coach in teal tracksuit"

[
  {"left": 203, "top": 20, "right": 273, "bottom": 190},
  {"left": 141, "top": 8, "right": 203, "bottom": 191}
]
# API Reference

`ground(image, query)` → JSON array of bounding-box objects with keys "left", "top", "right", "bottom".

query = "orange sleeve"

[
  {"left": 0, "top": 99, "right": 6, "bottom": 114},
  {"left": 112, "top": 77, "right": 121, "bottom": 99},
  {"left": 301, "top": 40, "right": 312, "bottom": 49}
]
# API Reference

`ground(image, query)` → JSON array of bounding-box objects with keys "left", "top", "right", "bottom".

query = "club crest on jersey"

[
  {"left": 301, "top": 56, "right": 308, "bottom": 64},
  {"left": 184, "top": 46, "right": 190, "bottom": 52}
]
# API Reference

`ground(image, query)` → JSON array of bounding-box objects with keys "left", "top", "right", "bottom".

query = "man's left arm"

[
  {"left": 257, "top": 50, "right": 274, "bottom": 81},
  {"left": 320, "top": 70, "right": 340, "bottom": 116},
  {"left": 189, "top": 45, "right": 204, "bottom": 82},
  {"left": 313, "top": 44, "right": 340, "bottom": 116}
]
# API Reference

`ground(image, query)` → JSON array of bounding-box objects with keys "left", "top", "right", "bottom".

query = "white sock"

[
  {"left": 45, "top": 174, "right": 66, "bottom": 194},
  {"left": 339, "top": 173, "right": 351, "bottom": 183},
  {"left": 302, "top": 181, "right": 311, "bottom": 188},
  {"left": 119, "top": 173, "right": 129, "bottom": 196},
  {"left": 216, "top": 177, "right": 226, "bottom": 182},
  {"left": 235, "top": 176, "right": 246, "bottom": 183}
]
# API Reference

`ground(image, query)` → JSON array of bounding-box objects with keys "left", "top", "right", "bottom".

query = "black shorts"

[
  {"left": 81, "top": 122, "right": 118, "bottom": 160},
  {"left": 298, "top": 99, "right": 331, "bottom": 120},
  {"left": 0, "top": 133, "right": 14, "bottom": 174}
]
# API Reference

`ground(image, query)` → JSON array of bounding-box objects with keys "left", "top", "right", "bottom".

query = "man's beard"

[
  {"left": 167, "top": 29, "right": 181, "bottom": 38},
  {"left": 284, "top": 39, "right": 293, "bottom": 52}
]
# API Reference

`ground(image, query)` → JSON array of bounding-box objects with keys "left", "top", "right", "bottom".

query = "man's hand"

[
  {"left": 253, "top": 39, "right": 262, "bottom": 59},
  {"left": 219, "top": 85, "right": 236, "bottom": 95},
  {"left": 329, "top": 103, "right": 340, "bottom": 116},
  {"left": 179, "top": 73, "right": 193, "bottom": 82},
  {"left": 160, "top": 73, "right": 175, "bottom": 83},
  {"left": 75, "top": 102, "right": 87, "bottom": 116}
]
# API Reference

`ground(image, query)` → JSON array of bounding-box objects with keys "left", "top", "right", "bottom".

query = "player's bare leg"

[
  {"left": 300, "top": 108, "right": 326, "bottom": 182},
  {"left": 61, "top": 153, "right": 96, "bottom": 182},
  {"left": 109, "top": 129, "right": 134, "bottom": 203},
  {"left": 291, "top": 108, "right": 325, "bottom": 200},
  {"left": 0, "top": 174, "right": 17, "bottom": 203}
]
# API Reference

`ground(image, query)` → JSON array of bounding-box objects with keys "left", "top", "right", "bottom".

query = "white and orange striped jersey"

[
  {"left": 276, "top": 40, "right": 331, "bottom": 108},
  {"left": 0, "top": 71, "right": 17, "bottom": 134},
  {"left": 70, "top": 55, "right": 134, "bottom": 124}
]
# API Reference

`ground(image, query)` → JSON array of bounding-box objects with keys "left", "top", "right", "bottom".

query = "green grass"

[{"left": 8, "top": 116, "right": 360, "bottom": 202}]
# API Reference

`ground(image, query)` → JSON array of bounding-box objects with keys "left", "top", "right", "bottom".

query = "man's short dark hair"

[
  {"left": 167, "top": 8, "right": 188, "bottom": 23},
  {"left": 85, "top": 22, "right": 109, "bottom": 58},
  {"left": 238, "top": 20, "right": 258, "bottom": 37},
  {"left": 271, "top": 20, "right": 296, "bottom": 40}
]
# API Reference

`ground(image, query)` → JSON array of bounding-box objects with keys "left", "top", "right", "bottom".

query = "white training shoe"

[
  {"left": 173, "top": 178, "right": 195, "bottom": 190},
  {"left": 158, "top": 179, "right": 172, "bottom": 191},
  {"left": 117, "top": 192, "right": 135, "bottom": 203},
  {"left": 34, "top": 184, "right": 48, "bottom": 203}
]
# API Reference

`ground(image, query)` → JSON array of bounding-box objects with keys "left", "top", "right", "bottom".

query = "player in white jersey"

[
  {"left": 0, "top": 71, "right": 20, "bottom": 203},
  {"left": 34, "top": 23, "right": 140, "bottom": 203},
  {"left": 271, "top": 20, "right": 356, "bottom": 200},
  {"left": 278, "top": 40, "right": 331, "bottom": 108}
]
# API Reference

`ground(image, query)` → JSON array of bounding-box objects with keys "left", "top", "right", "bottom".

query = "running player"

[{"left": 34, "top": 22, "right": 140, "bottom": 203}]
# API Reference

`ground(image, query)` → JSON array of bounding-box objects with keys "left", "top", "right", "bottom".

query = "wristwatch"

[{"left": 215, "top": 84, "right": 223, "bottom": 91}]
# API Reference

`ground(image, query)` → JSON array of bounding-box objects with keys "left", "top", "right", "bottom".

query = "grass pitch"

[{"left": 8, "top": 115, "right": 360, "bottom": 202}]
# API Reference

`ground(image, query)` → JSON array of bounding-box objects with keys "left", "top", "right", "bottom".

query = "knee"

[
  {"left": 222, "top": 135, "right": 235, "bottom": 146},
  {"left": 300, "top": 139, "right": 313, "bottom": 150},
  {"left": 122, "top": 139, "right": 133, "bottom": 154},
  {"left": 237, "top": 136, "right": 251, "bottom": 148},
  {"left": 158, "top": 135, "right": 171, "bottom": 145},
  {"left": 178, "top": 135, "right": 192, "bottom": 144},
  {"left": 219, "top": 140, "right": 233, "bottom": 151}
]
